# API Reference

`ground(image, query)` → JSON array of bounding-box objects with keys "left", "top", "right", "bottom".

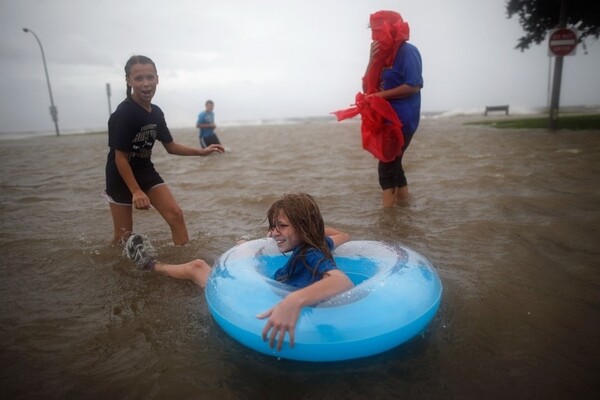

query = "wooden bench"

[{"left": 484, "top": 105, "right": 509, "bottom": 116}]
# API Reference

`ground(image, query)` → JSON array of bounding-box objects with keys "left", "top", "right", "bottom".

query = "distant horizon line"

[{"left": 3, "top": 104, "right": 599, "bottom": 138}]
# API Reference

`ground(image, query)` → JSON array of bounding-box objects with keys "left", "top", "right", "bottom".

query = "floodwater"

[{"left": 0, "top": 116, "right": 599, "bottom": 399}]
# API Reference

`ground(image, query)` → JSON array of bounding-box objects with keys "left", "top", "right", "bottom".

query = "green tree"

[{"left": 506, "top": 0, "right": 600, "bottom": 51}]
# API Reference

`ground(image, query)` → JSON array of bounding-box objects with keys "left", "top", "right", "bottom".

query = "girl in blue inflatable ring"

[{"left": 125, "top": 193, "right": 354, "bottom": 351}]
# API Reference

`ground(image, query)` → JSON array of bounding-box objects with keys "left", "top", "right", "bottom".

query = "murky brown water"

[{"left": 1, "top": 116, "right": 599, "bottom": 399}]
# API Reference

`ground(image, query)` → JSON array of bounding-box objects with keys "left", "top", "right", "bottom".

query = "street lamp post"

[{"left": 23, "top": 28, "right": 60, "bottom": 137}]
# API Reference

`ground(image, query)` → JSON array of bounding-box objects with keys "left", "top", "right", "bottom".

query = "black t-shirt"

[{"left": 106, "top": 98, "right": 173, "bottom": 171}]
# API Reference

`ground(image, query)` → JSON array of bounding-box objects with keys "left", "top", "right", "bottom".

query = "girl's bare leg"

[
  {"left": 147, "top": 184, "right": 189, "bottom": 245},
  {"left": 154, "top": 259, "right": 211, "bottom": 287},
  {"left": 109, "top": 203, "right": 133, "bottom": 244}
]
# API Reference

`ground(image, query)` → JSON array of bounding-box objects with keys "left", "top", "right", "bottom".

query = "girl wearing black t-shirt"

[{"left": 104, "top": 55, "right": 224, "bottom": 245}]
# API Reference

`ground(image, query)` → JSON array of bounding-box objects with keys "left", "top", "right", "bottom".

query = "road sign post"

[{"left": 548, "top": 27, "right": 578, "bottom": 130}]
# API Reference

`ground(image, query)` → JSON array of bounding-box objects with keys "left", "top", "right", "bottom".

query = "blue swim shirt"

[{"left": 273, "top": 237, "right": 336, "bottom": 288}]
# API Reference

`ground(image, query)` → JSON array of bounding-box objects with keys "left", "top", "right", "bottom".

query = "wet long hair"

[
  {"left": 267, "top": 193, "right": 335, "bottom": 281},
  {"left": 124, "top": 55, "right": 157, "bottom": 99}
]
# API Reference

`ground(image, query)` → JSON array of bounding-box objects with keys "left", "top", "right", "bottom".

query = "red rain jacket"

[
  {"left": 331, "top": 93, "right": 403, "bottom": 163},
  {"left": 332, "top": 11, "right": 410, "bottom": 163}
]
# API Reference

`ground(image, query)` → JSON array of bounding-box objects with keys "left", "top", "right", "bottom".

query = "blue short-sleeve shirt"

[
  {"left": 273, "top": 237, "right": 336, "bottom": 288},
  {"left": 381, "top": 42, "right": 423, "bottom": 136},
  {"left": 197, "top": 110, "right": 215, "bottom": 138}
]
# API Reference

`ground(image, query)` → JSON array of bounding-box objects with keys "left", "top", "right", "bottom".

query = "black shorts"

[
  {"left": 104, "top": 163, "right": 164, "bottom": 205},
  {"left": 200, "top": 133, "right": 221, "bottom": 148},
  {"left": 378, "top": 157, "right": 406, "bottom": 190},
  {"left": 378, "top": 133, "right": 414, "bottom": 190}
]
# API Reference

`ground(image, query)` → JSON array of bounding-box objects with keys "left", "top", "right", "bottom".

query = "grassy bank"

[{"left": 466, "top": 114, "right": 600, "bottom": 130}]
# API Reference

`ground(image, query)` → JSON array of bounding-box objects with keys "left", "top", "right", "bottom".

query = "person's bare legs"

[
  {"left": 109, "top": 202, "right": 133, "bottom": 244},
  {"left": 382, "top": 188, "right": 397, "bottom": 208},
  {"left": 125, "top": 233, "right": 210, "bottom": 287},
  {"left": 153, "top": 259, "right": 211, "bottom": 287},
  {"left": 395, "top": 185, "right": 411, "bottom": 205},
  {"left": 382, "top": 186, "right": 410, "bottom": 208},
  {"left": 147, "top": 184, "right": 189, "bottom": 245}
]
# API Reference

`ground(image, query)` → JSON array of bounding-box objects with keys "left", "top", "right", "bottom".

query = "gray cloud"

[{"left": 1, "top": 0, "right": 598, "bottom": 133}]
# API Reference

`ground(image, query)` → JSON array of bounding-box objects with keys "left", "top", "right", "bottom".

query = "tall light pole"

[
  {"left": 106, "top": 83, "right": 112, "bottom": 116},
  {"left": 23, "top": 28, "right": 60, "bottom": 137}
]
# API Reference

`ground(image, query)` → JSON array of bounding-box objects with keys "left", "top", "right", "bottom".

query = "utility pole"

[
  {"left": 106, "top": 83, "right": 112, "bottom": 116},
  {"left": 548, "top": 0, "right": 568, "bottom": 130}
]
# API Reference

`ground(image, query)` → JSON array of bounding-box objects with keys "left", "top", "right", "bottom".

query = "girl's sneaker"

[{"left": 125, "top": 234, "right": 156, "bottom": 270}]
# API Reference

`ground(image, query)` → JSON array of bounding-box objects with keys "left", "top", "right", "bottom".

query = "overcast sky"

[{"left": 1, "top": 0, "right": 599, "bottom": 133}]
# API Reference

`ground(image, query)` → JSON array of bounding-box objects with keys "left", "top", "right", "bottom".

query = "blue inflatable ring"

[{"left": 205, "top": 239, "right": 442, "bottom": 362}]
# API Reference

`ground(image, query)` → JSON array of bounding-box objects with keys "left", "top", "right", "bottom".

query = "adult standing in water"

[
  {"left": 364, "top": 10, "right": 423, "bottom": 207},
  {"left": 196, "top": 99, "right": 221, "bottom": 148},
  {"left": 103, "top": 55, "right": 224, "bottom": 246}
]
